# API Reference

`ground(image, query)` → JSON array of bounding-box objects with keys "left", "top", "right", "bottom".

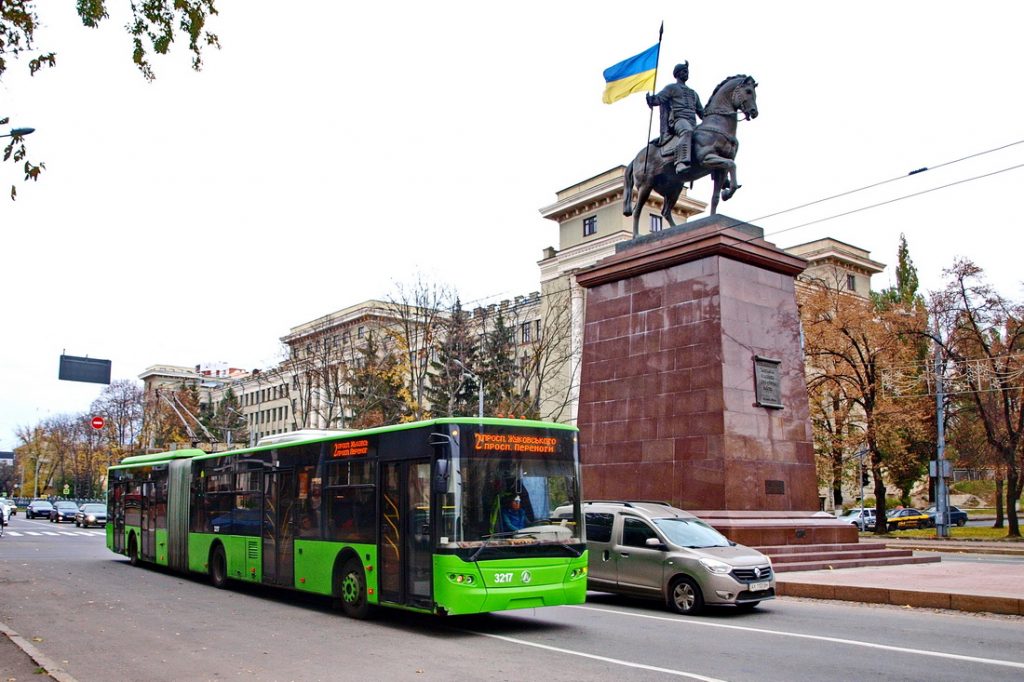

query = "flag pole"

[{"left": 640, "top": 22, "right": 664, "bottom": 202}]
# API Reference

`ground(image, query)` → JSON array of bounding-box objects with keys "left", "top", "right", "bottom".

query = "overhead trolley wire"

[{"left": 469, "top": 138, "right": 1024, "bottom": 306}]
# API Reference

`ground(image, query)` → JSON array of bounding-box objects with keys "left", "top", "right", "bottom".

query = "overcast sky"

[{"left": 2, "top": 1, "right": 1023, "bottom": 450}]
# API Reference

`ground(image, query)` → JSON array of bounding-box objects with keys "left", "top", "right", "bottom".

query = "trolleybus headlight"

[{"left": 569, "top": 566, "right": 587, "bottom": 579}]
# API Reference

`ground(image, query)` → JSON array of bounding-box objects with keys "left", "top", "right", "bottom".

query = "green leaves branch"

[{"left": 1, "top": 1, "right": 219, "bottom": 199}]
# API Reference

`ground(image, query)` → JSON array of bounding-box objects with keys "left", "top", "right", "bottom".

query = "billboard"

[{"left": 58, "top": 354, "right": 112, "bottom": 384}]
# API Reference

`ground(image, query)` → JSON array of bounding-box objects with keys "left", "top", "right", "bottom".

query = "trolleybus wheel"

[
  {"left": 338, "top": 558, "right": 370, "bottom": 619},
  {"left": 210, "top": 545, "right": 228, "bottom": 589},
  {"left": 667, "top": 575, "right": 704, "bottom": 615},
  {"left": 128, "top": 535, "right": 139, "bottom": 567}
]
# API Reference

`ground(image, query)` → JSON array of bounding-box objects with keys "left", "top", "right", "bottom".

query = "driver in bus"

[{"left": 493, "top": 493, "right": 531, "bottom": 532}]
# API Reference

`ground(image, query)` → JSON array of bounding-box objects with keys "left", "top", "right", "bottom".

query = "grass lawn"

[{"left": 878, "top": 526, "right": 1023, "bottom": 541}]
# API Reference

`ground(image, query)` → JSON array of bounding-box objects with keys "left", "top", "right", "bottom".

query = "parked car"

[
  {"left": 75, "top": 503, "right": 107, "bottom": 528},
  {"left": 838, "top": 508, "right": 877, "bottom": 531},
  {"left": 557, "top": 500, "right": 774, "bottom": 615},
  {"left": 49, "top": 501, "right": 79, "bottom": 523},
  {"left": 925, "top": 505, "right": 969, "bottom": 527},
  {"left": 26, "top": 499, "right": 54, "bottom": 519},
  {"left": 886, "top": 507, "right": 932, "bottom": 531}
]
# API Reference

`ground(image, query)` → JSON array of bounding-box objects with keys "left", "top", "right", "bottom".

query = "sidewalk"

[
  {"left": 775, "top": 538, "right": 1024, "bottom": 615},
  {"left": 0, "top": 621, "right": 73, "bottom": 682}
]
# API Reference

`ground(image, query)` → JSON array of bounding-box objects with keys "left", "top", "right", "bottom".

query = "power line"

[{"left": 453, "top": 139, "right": 1024, "bottom": 311}]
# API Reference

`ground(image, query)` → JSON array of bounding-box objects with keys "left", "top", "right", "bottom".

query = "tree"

[
  {"left": 1, "top": 1, "right": 220, "bottom": 198},
  {"left": 90, "top": 379, "right": 144, "bottom": 458},
  {"left": 932, "top": 259, "right": 1024, "bottom": 537},
  {"left": 142, "top": 381, "right": 207, "bottom": 449},
  {"left": 800, "top": 272, "right": 931, "bottom": 533},
  {"left": 208, "top": 387, "right": 247, "bottom": 447},
  {"left": 426, "top": 298, "right": 480, "bottom": 417},
  {"left": 388, "top": 276, "right": 452, "bottom": 421},
  {"left": 279, "top": 313, "right": 356, "bottom": 431},
  {"left": 807, "top": 361, "right": 858, "bottom": 508},
  {"left": 478, "top": 307, "right": 519, "bottom": 416},
  {"left": 348, "top": 330, "right": 408, "bottom": 428}
]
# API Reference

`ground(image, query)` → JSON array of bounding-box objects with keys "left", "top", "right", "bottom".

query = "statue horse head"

[
  {"left": 623, "top": 74, "right": 759, "bottom": 235},
  {"left": 704, "top": 74, "right": 758, "bottom": 123}
]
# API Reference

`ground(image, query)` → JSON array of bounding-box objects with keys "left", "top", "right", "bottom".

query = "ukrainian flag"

[{"left": 602, "top": 44, "right": 659, "bottom": 104}]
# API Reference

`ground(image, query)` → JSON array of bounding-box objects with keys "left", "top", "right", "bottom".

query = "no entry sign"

[{"left": 91, "top": 416, "right": 105, "bottom": 430}]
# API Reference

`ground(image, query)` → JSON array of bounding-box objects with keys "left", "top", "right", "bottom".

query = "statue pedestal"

[{"left": 574, "top": 215, "right": 855, "bottom": 546}]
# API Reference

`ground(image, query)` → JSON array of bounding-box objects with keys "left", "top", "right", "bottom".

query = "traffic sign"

[{"left": 91, "top": 416, "right": 105, "bottom": 430}]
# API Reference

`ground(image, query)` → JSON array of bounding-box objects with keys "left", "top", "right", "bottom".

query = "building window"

[
  {"left": 357, "top": 326, "right": 365, "bottom": 339},
  {"left": 521, "top": 322, "right": 531, "bottom": 343},
  {"left": 583, "top": 216, "right": 597, "bottom": 236},
  {"left": 650, "top": 214, "right": 663, "bottom": 232},
  {"left": 846, "top": 274, "right": 856, "bottom": 291}
]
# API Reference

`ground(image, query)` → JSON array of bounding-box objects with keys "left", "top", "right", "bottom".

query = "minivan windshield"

[{"left": 653, "top": 517, "right": 732, "bottom": 548}]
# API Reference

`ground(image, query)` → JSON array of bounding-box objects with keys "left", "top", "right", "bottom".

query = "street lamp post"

[
  {"left": 1, "top": 128, "right": 35, "bottom": 139},
  {"left": 933, "top": 327, "right": 950, "bottom": 538},
  {"left": 856, "top": 448, "right": 868, "bottom": 530},
  {"left": 33, "top": 456, "right": 48, "bottom": 499},
  {"left": 453, "top": 359, "right": 483, "bottom": 419}
]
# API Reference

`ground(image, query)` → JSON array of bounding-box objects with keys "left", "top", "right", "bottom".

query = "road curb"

[
  {"left": 776, "top": 581, "right": 1024, "bottom": 616},
  {"left": 0, "top": 621, "right": 79, "bottom": 682}
]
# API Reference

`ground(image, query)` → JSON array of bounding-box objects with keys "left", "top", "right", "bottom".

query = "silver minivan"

[{"left": 561, "top": 501, "right": 774, "bottom": 615}]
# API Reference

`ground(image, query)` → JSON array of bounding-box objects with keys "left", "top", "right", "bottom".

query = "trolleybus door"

[
  {"left": 262, "top": 469, "right": 295, "bottom": 586},
  {"left": 379, "top": 459, "right": 433, "bottom": 608},
  {"left": 140, "top": 481, "right": 156, "bottom": 561},
  {"left": 111, "top": 483, "right": 125, "bottom": 554}
]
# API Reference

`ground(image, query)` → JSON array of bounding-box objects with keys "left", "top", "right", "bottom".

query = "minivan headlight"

[{"left": 699, "top": 558, "right": 732, "bottom": 575}]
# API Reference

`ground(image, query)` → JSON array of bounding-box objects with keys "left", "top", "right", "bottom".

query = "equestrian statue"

[{"left": 623, "top": 68, "right": 759, "bottom": 236}]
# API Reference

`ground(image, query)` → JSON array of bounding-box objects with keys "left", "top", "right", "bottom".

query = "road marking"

[
  {"left": 568, "top": 605, "right": 1024, "bottom": 670},
  {"left": 2, "top": 530, "right": 104, "bottom": 538},
  {"left": 470, "top": 630, "right": 727, "bottom": 681}
]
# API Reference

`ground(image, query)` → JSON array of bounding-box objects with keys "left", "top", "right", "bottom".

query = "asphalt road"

[{"left": 2, "top": 515, "right": 1023, "bottom": 681}]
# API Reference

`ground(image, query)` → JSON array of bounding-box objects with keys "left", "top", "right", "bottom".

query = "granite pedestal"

[{"left": 575, "top": 214, "right": 855, "bottom": 545}]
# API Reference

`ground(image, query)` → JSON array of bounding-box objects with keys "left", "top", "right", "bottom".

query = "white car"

[{"left": 0, "top": 499, "right": 13, "bottom": 523}]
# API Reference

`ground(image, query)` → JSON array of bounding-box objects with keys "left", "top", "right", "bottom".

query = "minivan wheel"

[{"left": 668, "top": 576, "right": 704, "bottom": 615}]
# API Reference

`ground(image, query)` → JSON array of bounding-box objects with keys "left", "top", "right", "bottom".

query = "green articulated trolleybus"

[{"left": 106, "top": 418, "right": 587, "bottom": 618}]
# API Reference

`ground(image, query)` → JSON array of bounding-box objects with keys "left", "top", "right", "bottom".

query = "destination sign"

[
  {"left": 333, "top": 439, "right": 369, "bottom": 458},
  {"left": 472, "top": 433, "right": 558, "bottom": 454}
]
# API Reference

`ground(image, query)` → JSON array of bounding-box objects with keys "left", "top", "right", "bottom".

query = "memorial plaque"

[{"left": 753, "top": 356, "right": 783, "bottom": 409}]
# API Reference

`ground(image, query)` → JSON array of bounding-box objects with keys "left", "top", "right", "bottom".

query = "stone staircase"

[{"left": 754, "top": 542, "right": 942, "bottom": 573}]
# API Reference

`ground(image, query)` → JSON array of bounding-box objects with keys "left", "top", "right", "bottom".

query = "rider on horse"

[{"left": 646, "top": 62, "right": 704, "bottom": 175}]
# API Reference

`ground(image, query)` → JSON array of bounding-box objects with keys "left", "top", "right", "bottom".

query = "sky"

[{"left": 2, "top": 1, "right": 1023, "bottom": 450}]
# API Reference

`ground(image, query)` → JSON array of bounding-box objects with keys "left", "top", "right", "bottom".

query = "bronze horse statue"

[{"left": 623, "top": 74, "right": 758, "bottom": 236}]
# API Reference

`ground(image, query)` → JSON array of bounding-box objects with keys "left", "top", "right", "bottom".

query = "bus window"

[
  {"left": 296, "top": 465, "right": 320, "bottom": 538},
  {"left": 326, "top": 486, "right": 374, "bottom": 543}
]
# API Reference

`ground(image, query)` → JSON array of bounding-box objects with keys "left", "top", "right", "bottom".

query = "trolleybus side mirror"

[{"left": 433, "top": 459, "right": 450, "bottom": 494}]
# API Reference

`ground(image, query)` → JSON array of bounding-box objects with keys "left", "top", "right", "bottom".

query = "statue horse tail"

[{"left": 623, "top": 161, "right": 635, "bottom": 216}]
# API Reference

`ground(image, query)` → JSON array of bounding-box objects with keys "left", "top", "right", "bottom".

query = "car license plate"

[{"left": 749, "top": 581, "right": 770, "bottom": 592}]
